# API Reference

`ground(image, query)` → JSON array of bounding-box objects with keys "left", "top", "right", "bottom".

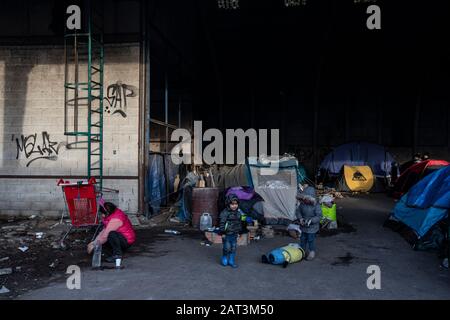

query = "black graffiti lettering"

[
  {"left": 39, "top": 131, "right": 59, "bottom": 156},
  {"left": 104, "top": 81, "right": 137, "bottom": 118},
  {"left": 14, "top": 131, "right": 64, "bottom": 166},
  {"left": 26, "top": 155, "right": 58, "bottom": 167},
  {"left": 15, "top": 133, "right": 39, "bottom": 159}
]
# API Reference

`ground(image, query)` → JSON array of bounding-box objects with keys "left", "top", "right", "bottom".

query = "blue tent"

[
  {"left": 318, "top": 142, "right": 396, "bottom": 178},
  {"left": 392, "top": 166, "right": 450, "bottom": 238}
]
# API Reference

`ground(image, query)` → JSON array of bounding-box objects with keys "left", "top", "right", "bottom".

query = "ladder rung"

[
  {"left": 90, "top": 168, "right": 101, "bottom": 171},
  {"left": 91, "top": 139, "right": 102, "bottom": 143},
  {"left": 90, "top": 153, "right": 101, "bottom": 156},
  {"left": 91, "top": 124, "right": 101, "bottom": 127}
]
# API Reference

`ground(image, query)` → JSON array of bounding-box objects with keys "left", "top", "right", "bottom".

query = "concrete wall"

[{"left": 0, "top": 43, "right": 140, "bottom": 218}]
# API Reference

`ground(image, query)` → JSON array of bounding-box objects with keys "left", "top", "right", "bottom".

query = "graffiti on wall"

[
  {"left": 12, "top": 131, "right": 65, "bottom": 167},
  {"left": 104, "top": 81, "right": 138, "bottom": 118}
]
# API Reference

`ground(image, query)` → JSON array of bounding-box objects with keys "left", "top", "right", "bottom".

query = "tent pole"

[{"left": 413, "top": 94, "right": 421, "bottom": 156}]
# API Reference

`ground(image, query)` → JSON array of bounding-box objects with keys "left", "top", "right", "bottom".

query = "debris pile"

[
  {"left": 0, "top": 216, "right": 92, "bottom": 299},
  {"left": 316, "top": 185, "right": 345, "bottom": 199}
]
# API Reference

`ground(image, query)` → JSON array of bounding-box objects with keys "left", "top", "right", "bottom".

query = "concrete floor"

[{"left": 18, "top": 194, "right": 450, "bottom": 300}]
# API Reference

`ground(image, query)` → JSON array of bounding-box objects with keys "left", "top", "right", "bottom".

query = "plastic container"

[
  {"left": 199, "top": 213, "right": 213, "bottom": 231},
  {"left": 92, "top": 241, "right": 102, "bottom": 268},
  {"left": 191, "top": 187, "right": 219, "bottom": 228},
  {"left": 165, "top": 229, "right": 181, "bottom": 235}
]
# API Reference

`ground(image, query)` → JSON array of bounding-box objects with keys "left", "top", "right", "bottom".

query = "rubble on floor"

[
  {"left": 0, "top": 216, "right": 93, "bottom": 299},
  {"left": 316, "top": 184, "right": 345, "bottom": 199}
]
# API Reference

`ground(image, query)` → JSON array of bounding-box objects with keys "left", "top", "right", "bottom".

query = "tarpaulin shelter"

[
  {"left": 147, "top": 152, "right": 179, "bottom": 215},
  {"left": 209, "top": 156, "right": 307, "bottom": 224},
  {"left": 247, "top": 156, "right": 300, "bottom": 222},
  {"left": 393, "top": 159, "right": 449, "bottom": 198}
]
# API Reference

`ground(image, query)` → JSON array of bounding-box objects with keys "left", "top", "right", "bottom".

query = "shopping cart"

[{"left": 57, "top": 177, "right": 102, "bottom": 247}]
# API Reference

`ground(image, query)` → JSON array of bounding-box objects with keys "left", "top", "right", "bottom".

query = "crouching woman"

[{"left": 87, "top": 202, "right": 136, "bottom": 264}]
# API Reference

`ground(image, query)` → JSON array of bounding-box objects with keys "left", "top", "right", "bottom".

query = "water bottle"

[
  {"left": 92, "top": 241, "right": 102, "bottom": 268},
  {"left": 200, "top": 213, "right": 212, "bottom": 231}
]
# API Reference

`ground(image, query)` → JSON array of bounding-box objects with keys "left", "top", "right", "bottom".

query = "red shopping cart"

[{"left": 57, "top": 177, "right": 101, "bottom": 246}]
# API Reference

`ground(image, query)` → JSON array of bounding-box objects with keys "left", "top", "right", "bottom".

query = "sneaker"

[{"left": 306, "top": 251, "right": 315, "bottom": 261}]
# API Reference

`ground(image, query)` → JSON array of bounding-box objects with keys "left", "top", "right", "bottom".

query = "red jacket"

[{"left": 100, "top": 208, "right": 136, "bottom": 245}]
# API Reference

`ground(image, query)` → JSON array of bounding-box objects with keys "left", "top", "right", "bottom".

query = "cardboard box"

[{"left": 205, "top": 232, "right": 249, "bottom": 246}]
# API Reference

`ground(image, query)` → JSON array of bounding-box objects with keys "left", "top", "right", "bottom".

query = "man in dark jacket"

[
  {"left": 219, "top": 194, "right": 243, "bottom": 268},
  {"left": 296, "top": 186, "right": 322, "bottom": 260}
]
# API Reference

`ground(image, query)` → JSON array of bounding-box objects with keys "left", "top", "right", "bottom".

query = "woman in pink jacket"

[{"left": 87, "top": 202, "right": 136, "bottom": 263}]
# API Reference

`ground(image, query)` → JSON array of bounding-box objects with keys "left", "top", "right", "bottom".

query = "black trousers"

[{"left": 106, "top": 231, "right": 130, "bottom": 257}]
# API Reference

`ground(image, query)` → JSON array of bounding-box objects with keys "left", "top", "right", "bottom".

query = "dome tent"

[{"left": 318, "top": 142, "right": 396, "bottom": 178}]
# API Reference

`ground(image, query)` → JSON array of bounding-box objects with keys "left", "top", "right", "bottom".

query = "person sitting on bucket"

[
  {"left": 87, "top": 202, "right": 136, "bottom": 265},
  {"left": 219, "top": 194, "right": 244, "bottom": 268},
  {"left": 296, "top": 186, "right": 322, "bottom": 261}
]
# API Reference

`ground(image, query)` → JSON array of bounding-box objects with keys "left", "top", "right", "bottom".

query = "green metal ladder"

[{"left": 64, "top": 2, "right": 104, "bottom": 192}]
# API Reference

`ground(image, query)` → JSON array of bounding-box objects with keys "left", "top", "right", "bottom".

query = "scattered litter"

[
  {"left": 169, "top": 217, "right": 181, "bottom": 223},
  {"left": 262, "top": 226, "right": 274, "bottom": 238},
  {"left": 164, "top": 229, "right": 181, "bottom": 235},
  {"left": 49, "top": 259, "right": 59, "bottom": 268},
  {"left": 0, "top": 268, "right": 13, "bottom": 275},
  {"left": 18, "top": 246, "right": 29, "bottom": 252},
  {"left": 0, "top": 257, "right": 10, "bottom": 262},
  {"left": 29, "top": 215, "right": 37, "bottom": 219},
  {"left": 51, "top": 242, "right": 61, "bottom": 249},
  {"left": 0, "top": 286, "right": 10, "bottom": 294},
  {"left": 200, "top": 241, "right": 212, "bottom": 247},
  {"left": 49, "top": 222, "right": 60, "bottom": 229},
  {"left": 35, "top": 232, "right": 44, "bottom": 239},
  {"left": 1, "top": 226, "right": 16, "bottom": 230},
  {"left": 15, "top": 267, "right": 21, "bottom": 272},
  {"left": 7, "top": 219, "right": 14, "bottom": 223},
  {"left": 128, "top": 215, "right": 141, "bottom": 226}
]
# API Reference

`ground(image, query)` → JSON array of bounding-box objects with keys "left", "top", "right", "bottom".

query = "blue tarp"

[
  {"left": 319, "top": 142, "right": 395, "bottom": 177},
  {"left": 147, "top": 153, "right": 179, "bottom": 215},
  {"left": 147, "top": 154, "right": 166, "bottom": 214},
  {"left": 393, "top": 166, "right": 450, "bottom": 238}
]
